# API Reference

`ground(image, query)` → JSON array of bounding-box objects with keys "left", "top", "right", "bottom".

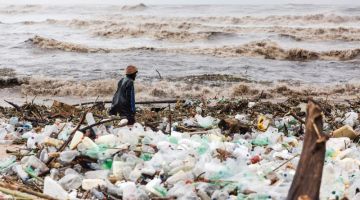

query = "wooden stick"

[
  {"left": 287, "top": 100, "right": 327, "bottom": 200},
  {"left": 72, "top": 99, "right": 184, "bottom": 106},
  {"left": 168, "top": 104, "right": 172, "bottom": 135},
  {"left": 79, "top": 117, "right": 123, "bottom": 132},
  {"left": 4, "top": 100, "right": 21, "bottom": 111},
  {"left": 156, "top": 69, "right": 163, "bottom": 79},
  {"left": 290, "top": 111, "right": 305, "bottom": 124},
  {"left": 272, "top": 154, "right": 299, "bottom": 172},
  {"left": 0, "top": 185, "right": 44, "bottom": 199},
  {"left": 0, "top": 182, "right": 56, "bottom": 200}
]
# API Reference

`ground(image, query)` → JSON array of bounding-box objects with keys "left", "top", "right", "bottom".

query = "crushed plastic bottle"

[
  {"left": 9, "top": 117, "right": 19, "bottom": 126},
  {"left": 0, "top": 155, "right": 16, "bottom": 171},
  {"left": 195, "top": 114, "right": 216, "bottom": 129},
  {"left": 12, "top": 164, "right": 29, "bottom": 181},
  {"left": 59, "top": 173, "right": 83, "bottom": 191},
  {"left": 59, "top": 150, "right": 80, "bottom": 163},
  {"left": 70, "top": 131, "right": 83, "bottom": 150},
  {"left": 82, "top": 179, "right": 106, "bottom": 190},
  {"left": 342, "top": 111, "right": 359, "bottom": 127},
  {"left": 145, "top": 178, "right": 168, "bottom": 197},
  {"left": 21, "top": 155, "right": 49, "bottom": 175},
  {"left": 44, "top": 177, "right": 69, "bottom": 200}
]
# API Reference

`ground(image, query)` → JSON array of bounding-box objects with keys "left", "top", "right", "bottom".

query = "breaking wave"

[
  {"left": 0, "top": 5, "right": 42, "bottom": 14},
  {"left": 26, "top": 35, "right": 110, "bottom": 53},
  {"left": 26, "top": 36, "right": 360, "bottom": 61},
  {"left": 120, "top": 3, "right": 147, "bottom": 11},
  {"left": 20, "top": 17, "right": 360, "bottom": 42}
]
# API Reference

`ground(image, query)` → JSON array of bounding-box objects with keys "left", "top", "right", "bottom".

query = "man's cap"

[{"left": 125, "top": 65, "right": 138, "bottom": 75}]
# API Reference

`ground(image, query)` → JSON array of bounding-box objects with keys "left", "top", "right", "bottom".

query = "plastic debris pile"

[{"left": 0, "top": 98, "right": 359, "bottom": 199}]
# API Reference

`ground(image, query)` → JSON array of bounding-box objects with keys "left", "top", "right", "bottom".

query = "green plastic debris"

[
  {"left": 101, "top": 158, "right": 113, "bottom": 170},
  {"left": 251, "top": 138, "right": 269, "bottom": 146},
  {"left": 140, "top": 153, "right": 153, "bottom": 161},
  {"left": 326, "top": 148, "right": 336, "bottom": 158},
  {"left": 210, "top": 169, "right": 232, "bottom": 180},
  {"left": 196, "top": 141, "right": 209, "bottom": 155},
  {"left": 168, "top": 136, "right": 178, "bottom": 144},
  {"left": 154, "top": 186, "right": 167, "bottom": 197}
]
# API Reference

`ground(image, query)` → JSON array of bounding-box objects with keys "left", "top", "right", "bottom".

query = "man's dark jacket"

[{"left": 109, "top": 76, "right": 135, "bottom": 117}]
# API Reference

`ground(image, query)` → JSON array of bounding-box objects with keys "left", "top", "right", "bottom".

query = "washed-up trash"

[
  {"left": 70, "top": 131, "right": 83, "bottom": 149},
  {"left": 257, "top": 115, "right": 270, "bottom": 131},
  {"left": 44, "top": 177, "right": 69, "bottom": 200},
  {"left": 332, "top": 125, "right": 359, "bottom": 140},
  {"left": 218, "top": 118, "right": 251, "bottom": 135},
  {"left": 12, "top": 164, "right": 29, "bottom": 181},
  {"left": 342, "top": 111, "right": 359, "bottom": 127},
  {"left": 0, "top": 155, "right": 16, "bottom": 172},
  {"left": 195, "top": 114, "right": 217, "bottom": 129},
  {"left": 82, "top": 179, "right": 106, "bottom": 190},
  {"left": 118, "top": 119, "right": 128, "bottom": 126},
  {"left": 248, "top": 102, "right": 256, "bottom": 108},
  {"left": 59, "top": 173, "right": 83, "bottom": 191},
  {"left": 1, "top": 98, "right": 360, "bottom": 200}
]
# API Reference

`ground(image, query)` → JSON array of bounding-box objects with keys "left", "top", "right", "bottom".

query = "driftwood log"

[{"left": 287, "top": 100, "right": 328, "bottom": 200}]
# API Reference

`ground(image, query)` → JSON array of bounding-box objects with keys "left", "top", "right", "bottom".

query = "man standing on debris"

[{"left": 109, "top": 65, "right": 138, "bottom": 125}]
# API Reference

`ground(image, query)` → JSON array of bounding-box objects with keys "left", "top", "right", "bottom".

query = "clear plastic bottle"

[
  {"left": 0, "top": 155, "right": 16, "bottom": 172},
  {"left": 43, "top": 177, "right": 69, "bottom": 200},
  {"left": 59, "top": 150, "right": 80, "bottom": 163},
  {"left": 59, "top": 173, "right": 83, "bottom": 191},
  {"left": 12, "top": 164, "right": 29, "bottom": 181},
  {"left": 122, "top": 182, "right": 137, "bottom": 200}
]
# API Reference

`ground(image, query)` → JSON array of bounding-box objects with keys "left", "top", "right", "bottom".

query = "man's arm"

[
  {"left": 126, "top": 82, "right": 135, "bottom": 114},
  {"left": 128, "top": 82, "right": 136, "bottom": 114}
]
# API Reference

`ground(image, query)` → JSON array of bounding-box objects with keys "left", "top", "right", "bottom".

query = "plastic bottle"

[
  {"left": 90, "top": 188, "right": 105, "bottom": 199},
  {"left": 59, "top": 173, "right": 83, "bottom": 191},
  {"left": 12, "top": 164, "right": 29, "bottom": 181},
  {"left": 0, "top": 128, "right": 7, "bottom": 140},
  {"left": 44, "top": 137, "right": 64, "bottom": 148},
  {"left": 95, "top": 134, "right": 118, "bottom": 147},
  {"left": 86, "top": 113, "right": 98, "bottom": 134},
  {"left": 50, "top": 168, "right": 59, "bottom": 180},
  {"left": 84, "top": 170, "right": 109, "bottom": 180},
  {"left": 39, "top": 148, "right": 49, "bottom": 163},
  {"left": 166, "top": 170, "right": 193, "bottom": 185},
  {"left": 69, "top": 131, "right": 83, "bottom": 150},
  {"left": 9, "top": 117, "right": 18, "bottom": 126},
  {"left": 44, "top": 177, "right": 69, "bottom": 200},
  {"left": 122, "top": 182, "right": 137, "bottom": 200},
  {"left": 82, "top": 179, "right": 106, "bottom": 190},
  {"left": 343, "top": 111, "right": 358, "bottom": 127},
  {"left": 81, "top": 137, "right": 98, "bottom": 149},
  {"left": 0, "top": 155, "right": 16, "bottom": 172},
  {"left": 145, "top": 178, "right": 167, "bottom": 197},
  {"left": 21, "top": 155, "right": 49, "bottom": 175},
  {"left": 195, "top": 114, "right": 215, "bottom": 129},
  {"left": 60, "top": 150, "right": 80, "bottom": 163},
  {"left": 112, "top": 161, "right": 126, "bottom": 181}
]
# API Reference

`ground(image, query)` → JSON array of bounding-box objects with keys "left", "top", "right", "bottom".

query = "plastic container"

[
  {"left": 70, "top": 131, "right": 83, "bottom": 150},
  {"left": 12, "top": 164, "right": 29, "bottom": 181},
  {"left": 82, "top": 179, "right": 106, "bottom": 190},
  {"left": 44, "top": 177, "right": 69, "bottom": 200},
  {"left": 60, "top": 150, "right": 80, "bottom": 163},
  {"left": 0, "top": 155, "right": 16, "bottom": 172},
  {"left": 59, "top": 173, "right": 83, "bottom": 191}
]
